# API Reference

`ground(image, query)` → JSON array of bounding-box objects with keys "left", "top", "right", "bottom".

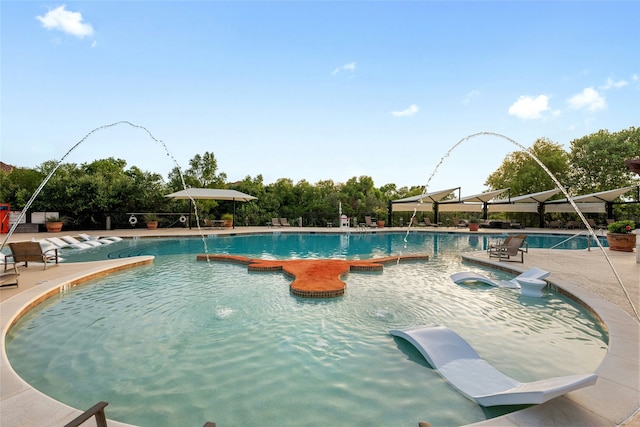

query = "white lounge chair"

[
  {"left": 45, "top": 237, "right": 91, "bottom": 250},
  {"left": 389, "top": 325, "right": 597, "bottom": 407},
  {"left": 60, "top": 235, "right": 101, "bottom": 248},
  {"left": 450, "top": 267, "right": 550, "bottom": 289},
  {"left": 78, "top": 233, "right": 115, "bottom": 244}
]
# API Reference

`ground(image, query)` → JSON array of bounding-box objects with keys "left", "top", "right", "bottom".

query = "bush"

[{"left": 607, "top": 220, "right": 635, "bottom": 234}]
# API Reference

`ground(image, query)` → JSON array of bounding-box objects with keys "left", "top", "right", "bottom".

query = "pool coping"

[{"left": 1, "top": 229, "right": 638, "bottom": 426}]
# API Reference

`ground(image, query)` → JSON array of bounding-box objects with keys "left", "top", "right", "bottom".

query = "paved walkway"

[{"left": 1, "top": 227, "right": 638, "bottom": 426}]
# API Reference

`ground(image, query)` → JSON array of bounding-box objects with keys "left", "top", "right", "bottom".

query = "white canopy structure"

[
  {"left": 165, "top": 188, "right": 258, "bottom": 202},
  {"left": 545, "top": 185, "right": 639, "bottom": 215},
  {"left": 389, "top": 185, "right": 638, "bottom": 228},
  {"left": 391, "top": 188, "right": 460, "bottom": 212},
  {"left": 439, "top": 188, "right": 510, "bottom": 214},
  {"left": 165, "top": 188, "right": 258, "bottom": 228}
]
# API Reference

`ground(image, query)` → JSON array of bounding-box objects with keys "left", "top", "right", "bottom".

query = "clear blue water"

[{"left": 6, "top": 233, "right": 608, "bottom": 427}]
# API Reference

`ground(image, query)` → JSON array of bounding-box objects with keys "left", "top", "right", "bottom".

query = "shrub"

[{"left": 607, "top": 220, "right": 635, "bottom": 234}]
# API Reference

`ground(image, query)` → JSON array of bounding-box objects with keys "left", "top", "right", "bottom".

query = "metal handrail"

[
  {"left": 64, "top": 401, "right": 108, "bottom": 427},
  {"left": 549, "top": 229, "right": 603, "bottom": 251},
  {"left": 63, "top": 401, "right": 216, "bottom": 427}
]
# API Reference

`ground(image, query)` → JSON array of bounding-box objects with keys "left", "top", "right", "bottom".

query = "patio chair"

[
  {"left": 1, "top": 253, "right": 19, "bottom": 288},
  {"left": 8, "top": 241, "right": 59, "bottom": 270},
  {"left": 280, "top": 218, "right": 291, "bottom": 227},
  {"left": 364, "top": 216, "right": 377, "bottom": 228},
  {"left": 271, "top": 218, "right": 281, "bottom": 227},
  {"left": 486, "top": 235, "right": 513, "bottom": 254},
  {"left": 422, "top": 217, "right": 439, "bottom": 227},
  {"left": 452, "top": 218, "right": 467, "bottom": 228},
  {"left": 565, "top": 220, "right": 581, "bottom": 229},
  {"left": 488, "top": 234, "right": 528, "bottom": 263}
]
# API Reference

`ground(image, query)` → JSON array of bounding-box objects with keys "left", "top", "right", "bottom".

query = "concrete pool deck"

[{"left": 1, "top": 226, "right": 638, "bottom": 426}]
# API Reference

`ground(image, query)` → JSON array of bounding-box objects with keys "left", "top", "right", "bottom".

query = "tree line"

[{"left": 1, "top": 127, "right": 638, "bottom": 230}]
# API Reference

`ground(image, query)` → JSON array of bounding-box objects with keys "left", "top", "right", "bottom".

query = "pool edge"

[{"left": 1, "top": 256, "right": 154, "bottom": 427}]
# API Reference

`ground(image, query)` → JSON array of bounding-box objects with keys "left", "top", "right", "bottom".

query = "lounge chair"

[
  {"left": 61, "top": 235, "right": 102, "bottom": 247},
  {"left": 450, "top": 266, "right": 550, "bottom": 289},
  {"left": 46, "top": 236, "right": 91, "bottom": 250},
  {"left": 486, "top": 235, "right": 513, "bottom": 253},
  {"left": 364, "top": 216, "right": 377, "bottom": 228},
  {"left": 8, "top": 241, "right": 59, "bottom": 269},
  {"left": 270, "top": 218, "right": 281, "bottom": 227},
  {"left": 280, "top": 218, "right": 291, "bottom": 227},
  {"left": 565, "top": 220, "right": 581, "bottom": 229},
  {"left": 488, "top": 234, "right": 528, "bottom": 262},
  {"left": 78, "top": 233, "right": 115, "bottom": 244},
  {"left": 1, "top": 253, "right": 19, "bottom": 287},
  {"left": 389, "top": 325, "right": 597, "bottom": 407},
  {"left": 452, "top": 218, "right": 467, "bottom": 228},
  {"left": 422, "top": 217, "right": 439, "bottom": 227}
]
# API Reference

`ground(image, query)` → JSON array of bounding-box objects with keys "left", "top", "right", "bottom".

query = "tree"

[
  {"left": 0, "top": 167, "right": 44, "bottom": 209},
  {"left": 568, "top": 127, "right": 640, "bottom": 194},
  {"left": 569, "top": 127, "right": 640, "bottom": 220},
  {"left": 168, "top": 151, "right": 227, "bottom": 191},
  {"left": 485, "top": 138, "right": 570, "bottom": 195}
]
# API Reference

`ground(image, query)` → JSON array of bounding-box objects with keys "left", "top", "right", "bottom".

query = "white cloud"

[
  {"left": 391, "top": 104, "right": 419, "bottom": 117},
  {"left": 507, "top": 95, "right": 550, "bottom": 119},
  {"left": 36, "top": 5, "right": 94, "bottom": 38},
  {"left": 332, "top": 62, "right": 356, "bottom": 75},
  {"left": 462, "top": 90, "right": 481, "bottom": 105},
  {"left": 567, "top": 87, "right": 606, "bottom": 112},
  {"left": 600, "top": 78, "right": 628, "bottom": 90}
]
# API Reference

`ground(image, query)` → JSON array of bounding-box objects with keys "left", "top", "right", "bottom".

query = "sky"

[{"left": 1, "top": 1, "right": 639, "bottom": 197}]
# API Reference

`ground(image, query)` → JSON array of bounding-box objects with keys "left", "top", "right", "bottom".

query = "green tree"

[
  {"left": 485, "top": 138, "right": 570, "bottom": 195},
  {"left": 228, "top": 175, "right": 265, "bottom": 225},
  {"left": 168, "top": 151, "right": 227, "bottom": 191},
  {"left": 568, "top": 127, "right": 640, "bottom": 194},
  {"left": 340, "top": 176, "right": 384, "bottom": 220},
  {"left": 569, "top": 127, "right": 640, "bottom": 220},
  {"left": 0, "top": 167, "right": 44, "bottom": 209}
]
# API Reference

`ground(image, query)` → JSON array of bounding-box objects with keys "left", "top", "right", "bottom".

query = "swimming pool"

[{"left": 5, "top": 233, "right": 608, "bottom": 426}]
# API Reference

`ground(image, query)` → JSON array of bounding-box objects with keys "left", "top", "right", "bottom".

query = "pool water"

[{"left": 6, "top": 233, "right": 608, "bottom": 426}]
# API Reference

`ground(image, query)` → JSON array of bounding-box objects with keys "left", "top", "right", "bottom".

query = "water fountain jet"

[
  {"left": 404, "top": 131, "right": 638, "bottom": 321},
  {"left": 0, "top": 121, "right": 211, "bottom": 257}
]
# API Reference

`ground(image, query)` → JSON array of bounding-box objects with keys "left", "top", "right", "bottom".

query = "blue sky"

[{"left": 1, "top": 1, "right": 638, "bottom": 196}]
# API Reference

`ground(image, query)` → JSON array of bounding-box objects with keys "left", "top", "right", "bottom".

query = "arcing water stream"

[
  {"left": 2, "top": 124, "right": 637, "bottom": 320},
  {"left": 0, "top": 121, "right": 210, "bottom": 256},
  {"left": 404, "top": 131, "right": 638, "bottom": 320}
]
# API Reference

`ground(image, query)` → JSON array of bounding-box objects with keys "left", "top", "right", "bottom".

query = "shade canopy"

[
  {"left": 165, "top": 188, "right": 257, "bottom": 202},
  {"left": 391, "top": 188, "right": 459, "bottom": 213},
  {"left": 392, "top": 187, "right": 460, "bottom": 204},
  {"left": 547, "top": 185, "right": 638, "bottom": 204},
  {"left": 492, "top": 188, "right": 562, "bottom": 204},
  {"left": 456, "top": 188, "right": 510, "bottom": 203}
]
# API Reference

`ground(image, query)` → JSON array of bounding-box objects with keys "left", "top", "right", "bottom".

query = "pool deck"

[{"left": 1, "top": 226, "right": 638, "bottom": 427}]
